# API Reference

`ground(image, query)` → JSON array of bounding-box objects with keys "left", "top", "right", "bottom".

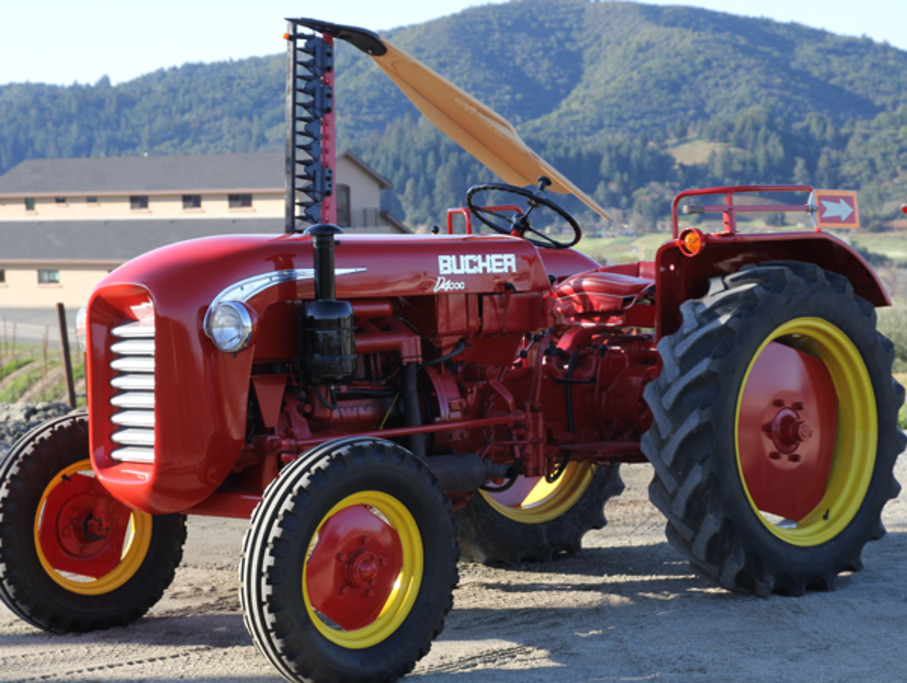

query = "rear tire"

[
  {"left": 456, "top": 462, "right": 624, "bottom": 565},
  {"left": 0, "top": 413, "right": 186, "bottom": 632},
  {"left": 240, "top": 437, "right": 458, "bottom": 683},
  {"left": 642, "top": 263, "right": 904, "bottom": 595}
]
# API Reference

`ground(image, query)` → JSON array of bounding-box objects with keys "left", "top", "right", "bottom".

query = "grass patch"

[
  {"left": 0, "top": 357, "right": 62, "bottom": 403},
  {"left": 667, "top": 139, "right": 732, "bottom": 166},
  {"left": 0, "top": 343, "right": 84, "bottom": 405},
  {"left": 849, "top": 232, "right": 907, "bottom": 261},
  {"left": 576, "top": 232, "right": 672, "bottom": 264},
  {"left": 0, "top": 367, "right": 46, "bottom": 402},
  {"left": 878, "top": 302, "right": 907, "bottom": 372},
  {"left": 0, "top": 356, "right": 35, "bottom": 378},
  {"left": 895, "top": 373, "right": 907, "bottom": 430}
]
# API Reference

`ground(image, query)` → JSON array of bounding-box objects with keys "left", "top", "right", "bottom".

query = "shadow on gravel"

[
  {"left": 465, "top": 530, "right": 907, "bottom": 595},
  {"left": 3, "top": 533, "right": 904, "bottom": 682},
  {"left": 495, "top": 542, "right": 691, "bottom": 576},
  {"left": 0, "top": 612, "right": 249, "bottom": 649}
]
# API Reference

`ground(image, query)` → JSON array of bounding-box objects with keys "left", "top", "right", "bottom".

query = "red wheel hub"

[
  {"left": 38, "top": 473, "right": 133, "bottom": 578},
  {"left": 305, "top": 505, "right": 403, "bottom": 631},
  {"left": 738, "top": 342, "right": 838, "bottom": 521}
]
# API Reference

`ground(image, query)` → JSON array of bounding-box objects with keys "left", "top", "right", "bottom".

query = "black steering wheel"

[{"left": 465, "top": 177, "right": 582, "bottom": 249}]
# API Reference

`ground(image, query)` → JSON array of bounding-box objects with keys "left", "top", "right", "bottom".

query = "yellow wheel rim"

[
  {"left": 302, "top": 491, "right": 423, "bottom": 649},
  {"left": 735, "top": 318, "right": 876, "bottom": 546},
  {"left": 479, "top": 462, "right": 595, "bottom": 524},
  {"left": 34, "top": 459, "right": 153, "bottom": 595}
]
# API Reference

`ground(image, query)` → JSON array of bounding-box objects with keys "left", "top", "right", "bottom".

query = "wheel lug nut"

[
  {"left": 788, "top": 453, "right": 801, "bottom": 463},
  {"left": 773, "top": 399, "right": 785, "bottom": 407},
  {"left": 769, "top": 451, "right": 781, "bottom": 460},
  {"left": 378, "top": 557, "right": 387, "bottom": 567},
  {"left": 796, "top": 422, "right": 812, "bottom": 441},
  {"left": 762, "top": 423, "right": 773, "bottom": 433},
  {"left": 364, "top": 588, "right": 373, "bottom": 597},
  {"left": 793, "top": 401, "right": 805, "bottom": 411},
  {"left": 360, "top": 535, "right": 369, "bottom": 545},
  {"left": 338, "top": 585, "right": 348, "bottom": 595},
  {"left": 335, "top": 552, "right": 346, "bottom": 562}
]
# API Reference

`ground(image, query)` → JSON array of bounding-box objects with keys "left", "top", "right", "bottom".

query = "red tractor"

[{"left": 0, "top": 18, "right": 903, "bottom": 683}]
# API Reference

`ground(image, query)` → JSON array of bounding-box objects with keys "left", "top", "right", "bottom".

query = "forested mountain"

[{"left": 3, "top": 0, "right": 907, "bottom": 230}]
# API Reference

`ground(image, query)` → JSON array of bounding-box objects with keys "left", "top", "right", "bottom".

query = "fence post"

[{"left": 57, "top": 303, "right": 77, "bottom": 409}]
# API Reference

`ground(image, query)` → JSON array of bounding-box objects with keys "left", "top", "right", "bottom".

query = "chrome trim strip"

[
  {"left": 110, "top": 357, "right": 155, "bottom": 373},
  {"left": 111, "top": 410, "right": 156, "bottom": 428},
  {"left": 110, "top": 391, "right": 155, "bottom": 409},
  {"left": 111, "top": 428, "right": 155, "bottom": 446},
  {"left": 110, "top": 339, "right": 155, "bottom": 356},
  {"left": 210, "top": 268, "right": 317, "bottom": 306},
  {"left": 111, "top": 374, "right": 155, "bottom": 391},
  {"left": 209, "top": 266, "right": 368, "bottom": 308},
  {"left": 112, "top": 321, "right": 155, "bottom": 338},
  {"left": 110, "top": 446, "right": 156, "bottom": 464}
]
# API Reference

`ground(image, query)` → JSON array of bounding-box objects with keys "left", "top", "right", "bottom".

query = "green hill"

[
  {"left": 335, "top": 1, "right": 903, "bottom": 138},
  {"left": 3, "top": 0, "right": 907, "bottom": 229}
]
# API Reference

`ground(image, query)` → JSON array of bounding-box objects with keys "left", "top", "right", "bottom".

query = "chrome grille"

[{"left": 109, "top": 319, "right": 155, "bottom": 463}]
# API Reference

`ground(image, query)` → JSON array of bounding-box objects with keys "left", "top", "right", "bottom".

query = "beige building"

[{"left": 0, "top": 151, "right": 406, "bottom": 308}]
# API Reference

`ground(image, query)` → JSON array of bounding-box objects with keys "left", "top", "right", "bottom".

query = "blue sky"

[{"left": 3, "top": 0, "right": 904, "bottom": 86}]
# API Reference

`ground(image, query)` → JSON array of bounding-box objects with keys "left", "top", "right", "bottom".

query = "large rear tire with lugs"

[
  {"left": 642, "top": 262, "right": 904, "bottom": 596},
  {"left": 0, "top": 413, "right": 186, "bottom": 632},
  {"left": 456, "top": 462, "right": 624, "bottom": 565},
  {"left": 240, "top": 437, "right": 458, "bottom": 683}
]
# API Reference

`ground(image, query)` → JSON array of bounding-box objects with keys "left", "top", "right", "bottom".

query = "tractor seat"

[{"left": 554, "top": 270, "right": 655, "bottom": 317}]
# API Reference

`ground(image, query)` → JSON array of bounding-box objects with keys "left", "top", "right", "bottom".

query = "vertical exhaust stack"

[{"left": 301, "top": 224, "right": 356, "bottom": 385}]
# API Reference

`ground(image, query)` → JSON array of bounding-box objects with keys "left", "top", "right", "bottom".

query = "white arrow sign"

[{"left": 821, "top": 198, "right": 854, "bottom": 221}]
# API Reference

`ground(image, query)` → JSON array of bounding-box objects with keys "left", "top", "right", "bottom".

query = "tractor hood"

[
  {"left": 86, "top": 232, "right": 553, "bottom": 513},
  {"left": 294, "top": 18, "right": 610, "bottom": 222}
]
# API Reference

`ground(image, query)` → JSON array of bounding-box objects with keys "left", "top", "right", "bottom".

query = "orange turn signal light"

[{"left": 678, "top": 228, "right": 705, "bottom": 257}]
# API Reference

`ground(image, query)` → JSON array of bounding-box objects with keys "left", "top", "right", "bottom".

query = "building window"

[
  {"left": 130, "top": 195, "right": 149, "bottom": 210},
  {"left": 336, "top": 184, "right": 351, "bottom": 227},
  {"left": 86, "top": 196, "right": 99, "bottom": 204},
  {"left": 182, "top": 194, "right": 202, "bottom": 210},
  {"left": 24, "top": 198, "right": 35, "bottom": 211},
  {"left": 55, "top": 197, "right": 67, "bottom": 204},
  {"left": 38, "top": 269, "right": 60, "bottom": 284},
  {"left": 228, "top": 193, "right": 252, "bottom": 209}
]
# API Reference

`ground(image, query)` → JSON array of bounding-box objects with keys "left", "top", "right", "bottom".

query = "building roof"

[
  {"left": 341, "top": 151, "right": 393, "bottom": 190},
  {"left": 0, "top": 214, "right": 409, "bottom": 264},
  {"left": 0, "top": 219, "right": 284, "bottom": 263},
  {"left": 0, "top": 151, "right": 394, "bottom": 197},
  {"left": 0, "top": 153, "right": 284, "bottom": 196}
]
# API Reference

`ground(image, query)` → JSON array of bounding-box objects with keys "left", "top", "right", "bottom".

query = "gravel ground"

[
  {"left": 2, "top": 461, "right": 906, "bottom": 682},
  {"left": 0, "top": 402, "right": 75, "bottom": 451},
  {"left": 0, "top": 407, "right": 905, "bottom": 682}
]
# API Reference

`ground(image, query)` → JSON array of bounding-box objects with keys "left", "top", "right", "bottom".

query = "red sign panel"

[{"left": 813, "top": 189, "right": 859, "bottom": 229}]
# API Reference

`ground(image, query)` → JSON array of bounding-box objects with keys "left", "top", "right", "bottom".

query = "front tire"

[
  {"left": 240, "top": 438, "right": 458, "bottom": 683},
  {"left": 0, "top": 413, "right": 186, "bottom": 632},
  {"left": 642, "top": 263, "right": 904, "bottom": 595}
]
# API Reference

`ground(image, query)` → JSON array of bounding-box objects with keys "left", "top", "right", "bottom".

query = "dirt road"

[{"left": 3, "top": 459, "right": 906, "bottom": 682}]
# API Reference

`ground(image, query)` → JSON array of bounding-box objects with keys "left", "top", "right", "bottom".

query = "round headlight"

[
  {"left": 204, "top": 301, "right": 254, "bottom": 352},
  {"left": 75, "top": 305, "right": 88, "bottom": 352}
]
